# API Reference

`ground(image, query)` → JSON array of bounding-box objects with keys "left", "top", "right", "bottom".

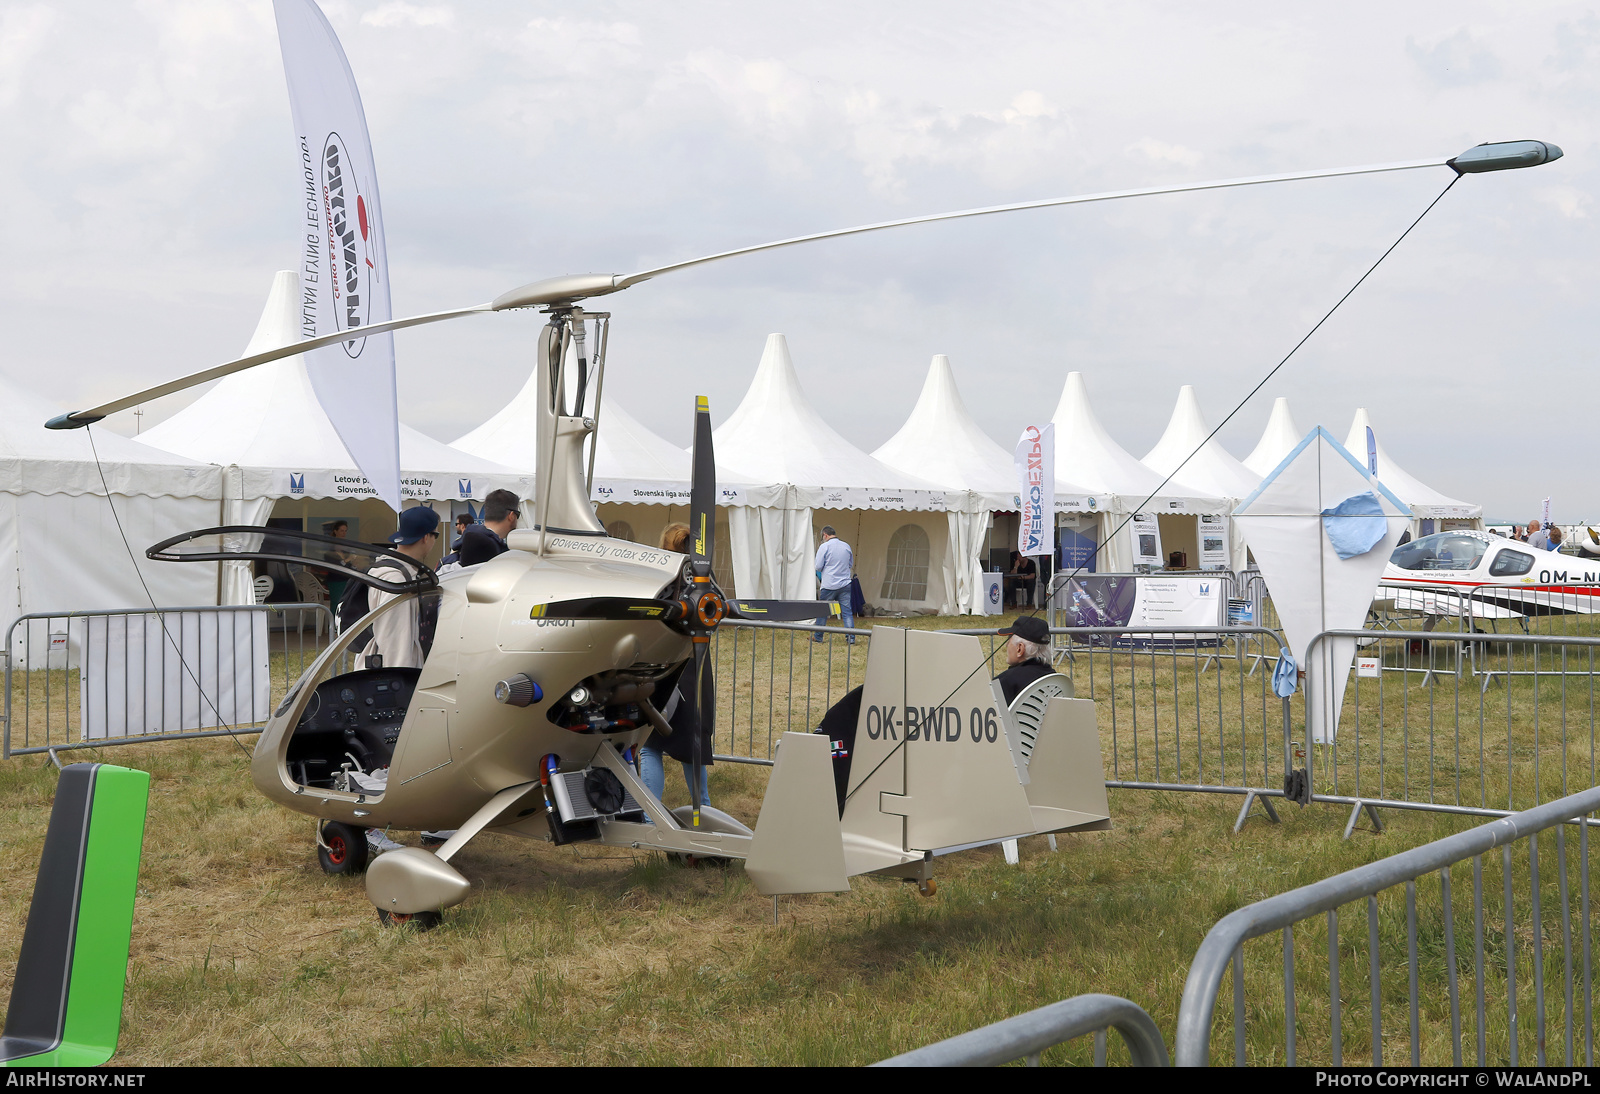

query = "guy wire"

[{"left": 843, "top": 171, "right": 1462, "bottom": 805}]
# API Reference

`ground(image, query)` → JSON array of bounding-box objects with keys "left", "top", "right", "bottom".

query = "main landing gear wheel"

[
  {"left": 317, "top": 821, "right": 369, "bottom": 876},
  {"left": 377, "top": 908, "right": 443, "bottom": 931}
]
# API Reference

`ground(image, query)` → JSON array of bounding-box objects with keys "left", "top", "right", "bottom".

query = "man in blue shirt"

[{"left": 813, "top": 526, "right": 856, "bottom": 644}]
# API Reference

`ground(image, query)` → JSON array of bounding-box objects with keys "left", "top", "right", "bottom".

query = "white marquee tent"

[
  {"left": 714, "top": 334, "right": 956, "bottom": 611},
  {"left": 452, "top": 366, "right": 777, "bottom": 567},
  {"left": 873, "top": 355, "right": 1107, "bottom": 613},
  {"left": 0, "top": 376, "right": 223, "bottom": 646},
  {"left": 1049, "top": 372, "right": 1227, "bottom": 572},
  {"left": 141, "top": 271, "right": 527, "bottom": 604},
  {"left": 1343, "top": 408, "right": 1484, "bottom": 535},
  {"left": 1244, "top": 397, "right": 1305, "bottom": 479},
  {"left": 1142, "top": 385, "right": 1258, "bottom": 571}
]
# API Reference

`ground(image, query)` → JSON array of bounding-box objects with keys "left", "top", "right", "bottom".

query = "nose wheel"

[
  {"left": 377, "top": 908, "right": 443, "bottom": 931},
  {"left": 317, "top": 821, "right": 370, "bottom": 876}
]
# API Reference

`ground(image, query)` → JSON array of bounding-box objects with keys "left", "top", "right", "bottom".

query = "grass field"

[{"left": 0, "top": 612, "right": 1595, "bottom": 1065}]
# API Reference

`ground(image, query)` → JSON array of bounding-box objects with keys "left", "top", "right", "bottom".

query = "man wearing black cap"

[
  {"left": 362, "top": 506, "right": 440, "bottom": 672},
  {"left": 995, "top": 615, "right": 1055, "bottom": 705}
]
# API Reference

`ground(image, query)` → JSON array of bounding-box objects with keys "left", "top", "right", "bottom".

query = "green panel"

[{"left": 42, "top": 766, "right": 148, "bottom": 1067}]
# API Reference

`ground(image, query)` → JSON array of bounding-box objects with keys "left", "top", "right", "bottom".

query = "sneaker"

[
  {"left": 846, "top": 637, "right": 857, "bottom": 645},
  {"left": 366, "top": 829, "right": 405, "bottom": 853},
  {"left": 420, "top": 830, "right": 457, "bottom": 848}
]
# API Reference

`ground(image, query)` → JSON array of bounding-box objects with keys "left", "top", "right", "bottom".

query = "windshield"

[{"left": 1389, "top": 532, "right": 1488, "bottom": 572}]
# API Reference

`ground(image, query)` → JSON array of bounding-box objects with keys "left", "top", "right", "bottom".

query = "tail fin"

[
  {"left": 1, "top": 763, "right": 150, "bottom": 1067},
  {"left": 745, "top": 733, "right": 848, "bottom": 896}
]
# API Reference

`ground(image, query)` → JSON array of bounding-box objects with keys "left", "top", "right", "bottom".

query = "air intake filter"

[{"left": 494, "top": 674, "right": 542, "bottom": 707}]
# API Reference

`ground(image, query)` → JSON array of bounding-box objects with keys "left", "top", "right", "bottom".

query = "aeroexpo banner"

[
  {"left": 1057, "top": 575, "right": 1222, "bottom": 647},
  {"left": 274, "top": 0, "right": 402, "bottom": 511},
  {"left": 1014, "top": 424, "right": 1055, "bottom": 557}
]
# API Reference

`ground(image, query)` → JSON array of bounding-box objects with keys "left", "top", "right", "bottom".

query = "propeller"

[
  {"left": 530, "top": 598, "right": 682, "bottom": 622},
  {"left": 730, "top": 598, "right": 841, "bottom": 622},
  {"left": 40, "top": 146, "right": 1563, "bottom": 431}
]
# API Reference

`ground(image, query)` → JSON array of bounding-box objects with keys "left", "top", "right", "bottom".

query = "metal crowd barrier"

[
  {"left": 1174, "top": 782, "right": 1600, "bottom": 1066},
  {"left": 3, "top": 603, "right": 333, "bottom": 758},
  {"left": 1303, "top": 628, "right": 1600, "bottom": 823},
  {"left": 874, "top": 994, "right": 1169, "bottom": 1067},
  {"left": 714, "top": 619, "right": 1299, "bottom": 826}
]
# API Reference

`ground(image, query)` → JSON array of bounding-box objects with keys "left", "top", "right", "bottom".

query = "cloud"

[
  {"left": 1126, "top": 137, "right": 1202, "bottom": 167},
  {"left": 1406, "top": 28, "right": 1502, "bottom": 87},
  {"left": 361, "top": 3, "right": 454, "bottom": 29},
  {"left": 1537, "top": 185, "right": 1591, "bottom": 219}
]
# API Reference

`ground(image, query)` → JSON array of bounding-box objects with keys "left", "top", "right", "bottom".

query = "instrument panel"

[{"left": 287, "top": 668, "right": 420, "bottom": 788}]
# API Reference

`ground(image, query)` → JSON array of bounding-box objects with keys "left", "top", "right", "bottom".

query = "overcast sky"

[{"left": 1, "top": 2, "right": 1593, "bottom": 520}]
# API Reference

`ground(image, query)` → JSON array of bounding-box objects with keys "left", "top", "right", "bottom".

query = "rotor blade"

[
  {"left": 730, "top": 599, "right": 841, "bottom": 622},
  {"left": 613, "top": 157, "right": 1453, "bottom": 291},
  {"left": 689, "top": 395, "right": 715, "bottom": 577},
  {"left": 46, "top": 303, "right": 492, "bottom": 428},
  {"left": 531, "top": 597, "right": 683, "bottom": 622}
]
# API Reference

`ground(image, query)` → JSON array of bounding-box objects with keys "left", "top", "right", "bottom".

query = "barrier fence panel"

[
  {"left": 1175, "top": 783, "right": 1600, "bottom": 1066},
  {"left": 874, "top": 994, "right": 1169, "bottom": 1066},
  {"left": 1039, "top": 625, "right": 1293, "bottom": 802},
  {"left": 712, "top": 618, "right": 875, "bottom": 765},
  {"left": 3, "top": 603, "right": 334, "bottom": 758},
  {"left": 1305, "top": 629, "right": 1600, "bottom": 819},
  {"left": 713, "top": 619, "right": 1300, "bottom": 809}
]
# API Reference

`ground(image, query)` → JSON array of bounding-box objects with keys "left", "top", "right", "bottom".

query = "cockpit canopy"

[{"left": 1389, "top": 532, "right": 1490, "bottom": 572}]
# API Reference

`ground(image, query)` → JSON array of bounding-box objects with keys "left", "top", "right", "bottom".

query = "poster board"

[
  {"left": 1128, "top": 512, "right": 1163, "bottom": 570},
  {"left": 1198, "top": 513, "right": 1230, "bottom": 570},
  {"left": 1055, "top": 575, "right": 1221, "bottom": 647}
]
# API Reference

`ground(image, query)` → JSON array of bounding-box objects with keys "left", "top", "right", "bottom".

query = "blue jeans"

[
  {"left": 639, "top": 742, "right": 709, "bottom": 807},
  {"left": 815, "top": 584, "right": 855, "bottom": 639}
]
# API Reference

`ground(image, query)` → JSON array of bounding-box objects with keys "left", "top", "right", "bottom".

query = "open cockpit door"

[{"left": 147, "top": 526, "right": 438, "bottom": 594}]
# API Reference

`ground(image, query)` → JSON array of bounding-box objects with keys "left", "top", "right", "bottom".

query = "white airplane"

[{"left": 1379, "top": 529, "right": 1600, "bottom": 621}]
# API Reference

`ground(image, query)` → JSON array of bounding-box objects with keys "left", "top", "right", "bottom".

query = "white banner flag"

[
  {"left": 1014, "top": 424, "right": 1055, "bottom": 558},
  {"left": 274, "top": 0, "right": 401, "bottom": 510}
]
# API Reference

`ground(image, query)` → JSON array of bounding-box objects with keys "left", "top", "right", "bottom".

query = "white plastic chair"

[
  {"left": 290, "top": 570, "right": 328, "bottom": 639},
  {"left": 252, "top": 575, "right": 274, "bottom": 604},
  {"left": 999, "top": 672, "right": 1074, "bottom": 864}
]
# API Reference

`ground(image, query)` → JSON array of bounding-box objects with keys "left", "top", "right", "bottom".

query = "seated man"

[{"left": 994, "top": 615, "right": 1054, "bottom": 705}]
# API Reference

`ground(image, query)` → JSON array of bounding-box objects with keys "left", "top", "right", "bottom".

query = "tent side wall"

[
  {"left": 813, "top": 509, "right": 956, "bottom": 616},
  {"left": 4, "top": 491, "right": 222, "bottom": 641}
]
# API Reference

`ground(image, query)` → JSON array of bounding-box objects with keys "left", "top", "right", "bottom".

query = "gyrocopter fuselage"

[{"left": 147, "top": 303, "right": 1113, "bottom": 925}]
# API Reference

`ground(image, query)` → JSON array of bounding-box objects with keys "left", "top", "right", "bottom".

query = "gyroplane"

[
  {"left": 1380, "top": 528, "right": 1600, "bottom": 621},
  {"left": 45, "top": 140, "right": 1560, "bottom": 924}
]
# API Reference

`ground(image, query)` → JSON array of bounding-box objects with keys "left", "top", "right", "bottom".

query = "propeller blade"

[
  {"left": 690, "top": 638, "right": 709, "bottom": 829},
  {"left": 689, "top": 395, "right": 716, "bottom": 578},
  {"left": 46, "top": 303, "right": 493, "bottom": 428},
  {"left": 730, "top": 599, "right": 841, "bottom": 622},
  {"left": 531, "top": 597, "right": 683, "bottom": 622}
]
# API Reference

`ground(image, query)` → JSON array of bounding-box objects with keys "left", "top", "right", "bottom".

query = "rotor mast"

[{"left": 530, "top": 306, "right": 610, "bottom": 554}]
